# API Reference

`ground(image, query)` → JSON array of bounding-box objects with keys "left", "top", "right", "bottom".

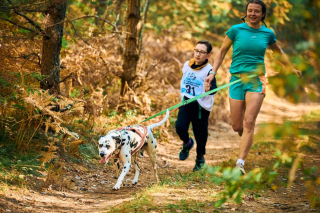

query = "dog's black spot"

[
  {"left": 122, "top": 142, "right": 125, "bottom": 146},
  {"left": 155, "top": 145, "right": 157, "bottom": 148},
  {"left": 126, "top": 155, "right": 128, "bottom": 157},
  {"left": 124, "top": 166, "right": 126, "bottom": 169},
  {"left": 122, "top": 139, "right": 126, "bottom": 142},
  {"left": 151, "top": 141, "right": 153, "bottom": 143},
  {"left": 128, "top": 136, "right": 130, "bottom": 141},
  {"left": 112, "top": 136, "right": 122, "bottom": 144},
  {"left": 130, "top": 141, "right": 138, "bottom": 148},
  {"left": 128, "top": 161, "right": 130, "bottom": 163},
  {"left": 127, "top": 142, "right": 129, "bottom": 145}
]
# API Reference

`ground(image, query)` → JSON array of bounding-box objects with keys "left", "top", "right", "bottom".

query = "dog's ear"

[{"left": 112, "top": 136, "right": 122, "bottom": 144}]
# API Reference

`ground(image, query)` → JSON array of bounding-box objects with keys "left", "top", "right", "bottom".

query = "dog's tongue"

[{"left": 99, "top": 157, "right": 107, "bottom": 164}]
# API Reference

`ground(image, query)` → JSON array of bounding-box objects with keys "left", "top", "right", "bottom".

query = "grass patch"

[{"left": 0, "top": 144, "right": 43, "bottom": 184}]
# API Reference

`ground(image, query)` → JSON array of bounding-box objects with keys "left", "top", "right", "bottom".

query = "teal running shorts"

[{"left": 229, "top": 74, "right": 266, "bottom": 101}]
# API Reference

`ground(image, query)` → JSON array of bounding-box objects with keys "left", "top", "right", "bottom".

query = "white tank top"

[{"left": 180, "top": 61, "right": 214, "bottom": 111}]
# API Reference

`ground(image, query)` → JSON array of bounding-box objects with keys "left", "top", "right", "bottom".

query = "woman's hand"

[
  {"left": 269, "top": 42, "right": 302, "bottom": 78},
  {"left": 293, "top": 68, "right": 302, "bottom": 77}
]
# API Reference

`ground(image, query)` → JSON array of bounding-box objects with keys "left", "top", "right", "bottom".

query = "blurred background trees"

[{"left": 1, "top": 0, "right": 319, "bottom": 103}]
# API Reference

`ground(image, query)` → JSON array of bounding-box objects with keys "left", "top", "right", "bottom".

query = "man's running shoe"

[
  {"left": 193, "top": 157, "right": 205, "bottom": 171},
  {"left": 179, "top": 138, "right": 194, "bottom": 161}
]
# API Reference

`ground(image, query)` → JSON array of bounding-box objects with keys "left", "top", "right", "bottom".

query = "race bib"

[{"left": 181, "top": 72, "right": 204, "bottom": 97}]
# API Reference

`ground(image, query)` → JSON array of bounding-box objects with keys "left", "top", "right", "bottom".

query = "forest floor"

[{"left": 1, "top": 89, "right": 320, "bottom": 213}]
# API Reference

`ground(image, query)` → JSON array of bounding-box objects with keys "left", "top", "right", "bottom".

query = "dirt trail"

[{"left": 1, "top": 90, "right": 320, "bottom": 213}]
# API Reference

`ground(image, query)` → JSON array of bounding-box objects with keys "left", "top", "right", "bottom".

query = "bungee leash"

[{"left": 139, "top": 74, "right": 258, "bottom": 124}]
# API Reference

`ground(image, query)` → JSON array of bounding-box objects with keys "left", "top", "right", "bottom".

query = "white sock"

[{"left": 236, "top": 159, "right": 245, "bottom": 166}]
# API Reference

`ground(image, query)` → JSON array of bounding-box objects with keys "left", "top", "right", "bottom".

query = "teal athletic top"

[{"left": 226, "top": 23, "right": 277, "bottom": 74}]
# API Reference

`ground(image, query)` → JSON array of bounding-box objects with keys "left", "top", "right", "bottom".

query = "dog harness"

[{"left": 114, "top": 125, "right": 148, "bottom": 159}]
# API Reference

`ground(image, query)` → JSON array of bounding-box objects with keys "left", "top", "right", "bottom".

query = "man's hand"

[
  {"left": 204, "top": 82, "right": 210, "bottom": 92},
  {"left": 204, "top": 74, "right": 215, "bottom": 92}
]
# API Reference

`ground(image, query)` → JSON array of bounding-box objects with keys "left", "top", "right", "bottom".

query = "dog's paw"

[{"left": 113, "top": 185, "right": 121, "bottom": 190}]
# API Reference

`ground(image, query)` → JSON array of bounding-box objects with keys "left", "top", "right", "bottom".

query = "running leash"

[{"left": 139, "top": 74, "right": 258, "bottom": 124}]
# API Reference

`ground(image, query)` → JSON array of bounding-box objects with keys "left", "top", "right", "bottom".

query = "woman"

[{"left": 205, "top": 0, "right": 301, "bottom": 174}]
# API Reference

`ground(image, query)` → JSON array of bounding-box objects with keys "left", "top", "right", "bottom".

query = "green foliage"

[
  {"left": 78, "top": 136, "right": 99, "bottom": 161},
  {"left": 0, "top": 76, "right": 14, "bottom": 90},
  {"left": 125, "top": 110, "right": 137, "bottom": 119},
  {"left": 147, "top": 0, "right": 239, "bottom": 37},
  {"left": 70, "top": 88, "right": 81, "bottom": 98},
  {"left": 109, "top": 194, "right": 154, "bottom": 213},
  {"left": 61, "top": 37, "right": 68, "bottom": 49},
  {"left": 206, "top": 166, "right": 267, "bottom": 207},
  {"left": 166, "top": 199, "right": 209, "bottom": 212},
  {"left": 0, "top": 144, "right": 43, "bottom": 186}
]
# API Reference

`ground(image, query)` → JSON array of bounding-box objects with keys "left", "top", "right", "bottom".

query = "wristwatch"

[{"left": 209, "top": 70, "right": 216, "bottom": 75}]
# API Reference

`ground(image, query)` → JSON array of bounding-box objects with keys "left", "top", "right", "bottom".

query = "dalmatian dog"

[{"left": 98, "top": 110, "right": 169, "bottom": 190}]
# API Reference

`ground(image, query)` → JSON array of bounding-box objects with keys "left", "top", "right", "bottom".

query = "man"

[{"left": 176, "top": 40, "right": 217, "bottom": 171}]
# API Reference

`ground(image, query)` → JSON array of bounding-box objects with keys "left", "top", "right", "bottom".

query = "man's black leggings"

[{"left": 175, "top": 99, "right": 210, "bottom": 156}]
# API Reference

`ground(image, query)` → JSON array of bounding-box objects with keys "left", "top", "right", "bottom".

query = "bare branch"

[
  {"left": 99, "top": 56, "right": 113, "bottom": 85},
  {"left": 59, "top": 71, "right": 74, "bottom": 84},
  {"left": 0, "top": 103, "right": 17, "bottom": 109},
  {"left": 1, "top": 53, "right": 41, "bottom": 68},
  {"left": 145, "top": 63, "right": 157, "bottom": 78},
  {"left": 65, "top": 16, "right": 90, "bottom": 46},
  {"left": 20, "top": 53, "right": 41, "bottom": 68},
  {"left": 70, "top": 15, "right": 115, "bottom": 26},
  {"left": 138, "top": 0, "right": 150, "bottom": 57},
  {"left": 6, "top": 0, "right": 47, "bottom": 37},
  {"left": 0, "top": 1, "right": 47, "bottom": 12},
  {"left": 14, "top": 11, "right": 47, "bottom": 35},
  {"left": 0, "top": 17, "right": 37, "bottom": 33},
  {"left": 0, "top": 6, "right": 47, "bottom": 13},
  {"left": 21, "top": 59, "right": 39, "bottom": 68},
  {"left": 0, "top": 35, "right": 29, "bottom": 40},
  {"left": 69, "top": 14, "right": 124, "bottom": 52},
  {"left": 63, "top": 31, "right": 85, "bottom": 47},
  {"left": 114, "top": 14, "right": 124, "bottom": 53}
]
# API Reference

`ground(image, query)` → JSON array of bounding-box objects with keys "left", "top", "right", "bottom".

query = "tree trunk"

[
  {"left": 40, "top": 0, "right": 67, "bottom": 95},
  {"left": 120, "top": 0, "right": 140, "bottom": 96}
]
